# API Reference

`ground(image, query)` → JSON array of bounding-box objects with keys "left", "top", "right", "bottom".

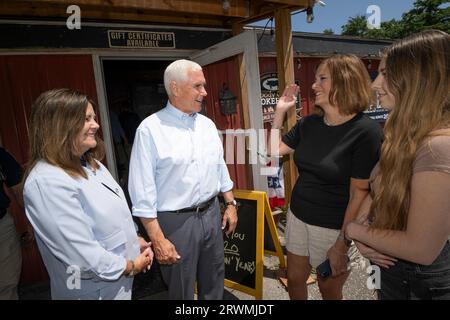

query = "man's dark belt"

[
  {"left": 169, "top": 196, "right": 216, "bottom": 214},
  {"left": 0, "top": 207, "right": 7, "bottom": 220}
]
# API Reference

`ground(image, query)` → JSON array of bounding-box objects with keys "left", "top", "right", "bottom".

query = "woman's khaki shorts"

[{"left": 285, "top": 210, "right": 356, "bottom": 268}]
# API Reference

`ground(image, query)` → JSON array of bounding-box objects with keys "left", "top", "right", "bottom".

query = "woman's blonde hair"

[
  {"left": 371, "top": 30, "right": 450, "bottom": 230},
  {"left": 314, "top": 54, "right": 372, "bottom": 116},
  {"left": 24, "top": 88, "right": 105, "bottom": 181}
]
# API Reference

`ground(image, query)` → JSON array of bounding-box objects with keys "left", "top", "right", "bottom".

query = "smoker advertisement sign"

[{"left": 260, "top": 73, "right": 301, "bottom": 124}]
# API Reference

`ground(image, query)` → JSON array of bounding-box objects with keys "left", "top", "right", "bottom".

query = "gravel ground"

[
  {"left": 223, "top": 253, "right": 376, "bottom": 300},
  {"left": 143, "top": 215, "right": 377, "bottom": 301}
]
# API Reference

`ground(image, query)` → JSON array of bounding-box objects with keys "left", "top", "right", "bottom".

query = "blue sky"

[{"left": 251, "top": 0, "right": 416, "bottom": 34}]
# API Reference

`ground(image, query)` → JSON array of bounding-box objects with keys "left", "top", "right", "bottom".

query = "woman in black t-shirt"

[{"left": 270, "top": 54, "right": 383, "bottom": 300}]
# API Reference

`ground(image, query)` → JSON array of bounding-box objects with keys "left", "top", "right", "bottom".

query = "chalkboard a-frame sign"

[{"left": 221, "top": 190, "right": 285, "bottom": 300}]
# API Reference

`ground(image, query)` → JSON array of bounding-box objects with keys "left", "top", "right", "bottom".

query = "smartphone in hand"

[
  {"left": 317, "top": 256, "right": 350, "bottom": 279},
  {"left": 316, "top": 259, "right": 332, "bottom": 279}
]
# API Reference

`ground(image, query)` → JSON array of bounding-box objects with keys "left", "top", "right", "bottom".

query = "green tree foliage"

[
  {"left": 323, "top": 28, "right": 335, "bottom": 34},
  {"left": 341, "top": 15, "right": 367, "bottom": 36},
  {"left": 402, "top": 0, "right": 450, "bottom": 35},
  {"left": 341, "top": 0, "right": 449, "bottom": 39}
]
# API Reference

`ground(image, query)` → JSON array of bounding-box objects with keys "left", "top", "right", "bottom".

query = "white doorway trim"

[{"left": 191, "top": 30, "right": 267, "bottom": 193}]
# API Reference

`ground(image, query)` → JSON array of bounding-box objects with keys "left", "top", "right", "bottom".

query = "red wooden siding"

[
  {"left": 202, "top": 57, "right": 250, "bottom": 190},
  {"left": 0, "top": 54, "right": 98, "bottom": 284}
]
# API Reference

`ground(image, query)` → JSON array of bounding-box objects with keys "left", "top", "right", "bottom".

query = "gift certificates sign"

[{"left": 108, "top": 30, "right": 175, "bottom": 49}]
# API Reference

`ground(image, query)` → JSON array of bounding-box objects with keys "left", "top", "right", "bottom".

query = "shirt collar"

[{"left": 165, "top": 101, "right": 198, "bottom": 121}]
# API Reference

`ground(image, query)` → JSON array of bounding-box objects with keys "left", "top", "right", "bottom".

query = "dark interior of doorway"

[
  {"left": 102, "top": 59, "right": 170, "bottom": 186},
  {"left": 102, "top": 59, "right": 171, "bottom": 299}
]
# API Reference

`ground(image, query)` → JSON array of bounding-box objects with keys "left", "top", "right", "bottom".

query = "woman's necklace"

[
  {"left": 323, "top": 116, "right": 333, "bottom": 126},
  {"left": 324, "top": 114, "right": 354, "bottom": 126}
]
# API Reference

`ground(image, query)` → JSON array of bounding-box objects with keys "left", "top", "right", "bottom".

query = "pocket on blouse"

[{"left": 99, "top": 230, "right": 127, "bottom": 255}]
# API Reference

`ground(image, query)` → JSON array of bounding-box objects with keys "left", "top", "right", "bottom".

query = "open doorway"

[
  {"left": 102, "top": 59, "right": 171, "bottom": 198},
  {"left": 102, "top": 59, "right": 173, "bottom": 298}
]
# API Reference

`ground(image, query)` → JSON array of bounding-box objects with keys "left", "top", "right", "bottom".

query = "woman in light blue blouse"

[{"left": 23, "top": 89, "right": 153, "bottom": 300}]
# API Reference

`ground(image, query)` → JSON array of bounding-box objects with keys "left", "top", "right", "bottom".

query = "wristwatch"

[{"left": 225, "top": 200, "right": 237, "bottom": 207}]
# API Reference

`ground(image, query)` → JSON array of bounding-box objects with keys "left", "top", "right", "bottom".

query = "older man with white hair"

[{"left": 128, "top": 59, "right": 237, "bottom": 300}]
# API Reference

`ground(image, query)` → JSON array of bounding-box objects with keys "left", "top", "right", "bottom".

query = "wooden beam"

[
  {"left": 262, "top": 0, "right": 310, "bottom": 5},
  {"left": 235, "top": 0, "right": 308, "bottom": 26},
  {"left": 0, "top": 0, "right": 312, "bottom": 28},
  {"left": 3, "top": 0, "right": 250, "bottom": 18},
  {"left": 274, "top": 8, "right": 297, "bottom": 205},
  {"left": 0, "top": 2, "right": 233, "bottom": 27}
]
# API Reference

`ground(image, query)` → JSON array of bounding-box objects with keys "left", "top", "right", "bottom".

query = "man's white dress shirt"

[{"left": 128, "top": 102, "right": 233, "bottom": 218}]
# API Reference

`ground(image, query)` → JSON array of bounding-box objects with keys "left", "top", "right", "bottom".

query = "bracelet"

[{"left": 126, "top": 260, "right": 138, "bottom": 277}]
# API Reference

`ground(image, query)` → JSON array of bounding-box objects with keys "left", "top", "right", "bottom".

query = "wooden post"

[
  {"left": 274, "top": 8, "right": 298, "bottom": 206},
  {"left": 232, "top": 23, "right": 254, "bottom": 189},
  {"left": 232, "top": 23, "right": 250, "bottom": 130}
]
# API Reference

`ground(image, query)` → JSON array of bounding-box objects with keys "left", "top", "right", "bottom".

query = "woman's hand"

[
  {"left": 353, "top": 240, "right": 397, "bottom": 268},
  {"left": 345, "top": 221, "right": 397, "bottom": 268},
  {"left": 135, "top": 247, "right": 154, "bottom": 274},
  {"left": 327, "top": 243, "right": 349, "bottom": 278},
  {"left": 138, "top": 236, "right": 151, "bottom": 253},
  {"left": 275, "top": 84, "right": 299, "bottom": 113}
]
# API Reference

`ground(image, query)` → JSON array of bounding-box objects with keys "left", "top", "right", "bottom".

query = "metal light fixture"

[
  {"left": 306, "top": 7, "right": 314, "bottom": 23},
  {"left": 306, "top": 1, "right": 326, "bottom": 23},
  {"left": 222, "top": 0, "right": 230, "bottom": 12},
  {"left": 315, "top": 0, "right": 326, "bottom": 7},
  {"left": 219, "top": 83, "right": 237, "bottom": 115}
]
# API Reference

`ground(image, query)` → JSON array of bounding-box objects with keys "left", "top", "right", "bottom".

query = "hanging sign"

[{"left": 260, "top": 73, "right": 301, "bottom": 124}]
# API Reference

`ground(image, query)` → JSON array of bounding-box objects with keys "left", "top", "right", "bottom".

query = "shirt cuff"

[
  {"left": 132, "top": 208, "right": 158, "bottom": 219},
  {"left": 220, "top": 181, "right": 234, "bottom": 193}
]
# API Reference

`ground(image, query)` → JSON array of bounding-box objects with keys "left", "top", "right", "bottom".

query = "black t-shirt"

[
  {"left": 0, "top": 147, "right": 22, "bottom": 210},
  {"left": 282, "top": 113, "right": 383, "bottom": 229}
]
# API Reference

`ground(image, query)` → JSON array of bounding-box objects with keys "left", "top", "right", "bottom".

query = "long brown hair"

[
  {"left": 370, "top": 30, "right": 450, "bottom": 230},
  {"left": 24, "top": 88, "right": 105, "bottom": 181},
  {"left": 314, "top": 54, "right": 372, "bottom": 116}
]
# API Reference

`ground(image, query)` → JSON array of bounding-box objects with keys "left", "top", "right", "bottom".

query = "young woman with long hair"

[{"left": 345, "top": 29, "right": 450, "bottom": 300}]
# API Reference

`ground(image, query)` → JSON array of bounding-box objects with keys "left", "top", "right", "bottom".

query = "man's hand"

[
  {"left": 221, "top": 205, "right": 238, "bottom": 235},
  {"left": 152, "top": 237, "right": 181, "bottom": 265},
  {"left": 140, "top": 217, "right": 180, "bottom": 265}
]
